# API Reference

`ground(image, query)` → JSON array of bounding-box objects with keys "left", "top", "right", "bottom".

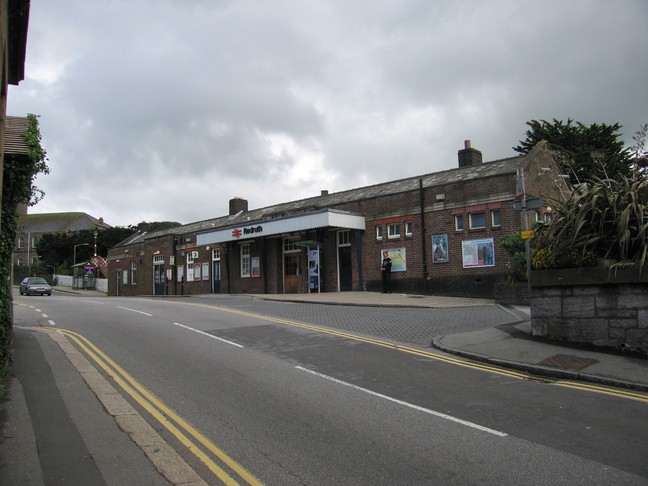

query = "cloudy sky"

[{"left": 8, "top": 0, "right": 648, "bottom": 227}]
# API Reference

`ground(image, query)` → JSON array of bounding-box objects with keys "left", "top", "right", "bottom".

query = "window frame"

[
  {"left": 469, "top": 212, "right": 486, "bottom": 230},
  {"left": 491, "top": 210, "right": 501, "bottom": 227},
  {"left": 455, "top": 214, "right": 464, "bottom": 231},
  {"left": 376, "top": 226, "right": 383, "bottom": 241},
  {"left": 405, "top": 220, "right": 413, "bottom": 237},
  {"left": 338, "top": 230, "right": 351, "bottom": 247},
  {"left": 241, "top": 243, "right": 251, "bottom": 278},
  {"left": 387, "top": 223, "right": 401, "bottom": 239}
]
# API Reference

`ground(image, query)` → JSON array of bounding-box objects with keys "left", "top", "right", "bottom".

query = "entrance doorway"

[
  {"left": 338, "top": 246, "right": 352, "bottom": 291},
  {"left": 153, "top": 264, "right": 165, "bottom": 295},
  {"left": 213, "top": 261, "right": 221, "bottom": 293},
  {"left": 114, "top": 270, "right": 122, "bottom": 296},
  {"left": 284, "top": 253, "right": 300, "bottom": 293},
  {"left": 337, "top": 230, "right": 352, "bottom": 291}
]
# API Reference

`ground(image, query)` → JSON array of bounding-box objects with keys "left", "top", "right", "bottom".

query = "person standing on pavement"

[{"left": 381, "top": 251, "right": 392, "bottom": 293}]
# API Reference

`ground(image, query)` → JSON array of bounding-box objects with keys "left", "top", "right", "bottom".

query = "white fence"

[{"left": 55, "top": 274, "right": 107, "bottom": 293}]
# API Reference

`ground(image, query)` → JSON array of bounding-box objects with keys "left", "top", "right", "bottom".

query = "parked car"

[{"left": 20, "top": 277, "right": 52, "bottom": 296}]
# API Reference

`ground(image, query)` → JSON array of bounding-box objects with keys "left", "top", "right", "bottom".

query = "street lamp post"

[{"left": 73, "top": 243, "right": 90, "bottom": 266}]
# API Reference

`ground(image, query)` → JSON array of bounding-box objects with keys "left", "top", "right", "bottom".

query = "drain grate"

[{"left": 539, "top": 354, "right": 598, "bottom": 371}]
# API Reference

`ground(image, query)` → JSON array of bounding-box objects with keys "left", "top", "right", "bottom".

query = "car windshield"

[{"left": 28, "top": 277, "right": 48, "bottom": 284}]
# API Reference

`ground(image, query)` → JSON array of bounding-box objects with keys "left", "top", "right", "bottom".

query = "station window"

[
  {"left": 284, "top": 238, "right": 300, "bottom": 253},
  {"left": 455, "top": 215, "right": 464, "bottom": 231},
  {"left": 212, "top": 248, "right": 221, "bottom": 261},
  {"left": 387, "top": 223, "right": 401, "bottom": 239},
  {"left": 130, "top": 260, "right": 137, "bottom": 285},
  {"left": 491, "top": 210, "right": 501, "bottom": 227},
  {"left": 338, "top": 230, "right": 350, "bottom": 246},
  {"left": 376, "top": 226, "right": 383, "bottom": 240},
  {"left": 405, "top": 221, "right": 413, "bottom": 236},
  {"left": 241, "top": 243, "right": 251, "bottom": 278},
  {"left": 469, "top": 213, "right": 486, "bottom": 229}
]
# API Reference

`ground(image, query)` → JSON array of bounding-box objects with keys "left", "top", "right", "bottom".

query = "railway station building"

[{"left": 107, "top": 141, "right": 567, "bottom": 298}]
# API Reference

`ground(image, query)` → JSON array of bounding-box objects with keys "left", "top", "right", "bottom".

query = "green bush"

[
  {"left": 532, "top": 168, "right": 648, "bottom": 271},
  {"left": 499, "top": 232, "right": 527, "bottom": 282}
]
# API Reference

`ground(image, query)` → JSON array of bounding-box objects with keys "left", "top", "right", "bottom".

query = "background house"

[{"left": 14, "top": 209, "right": 111, "bottom": 268}]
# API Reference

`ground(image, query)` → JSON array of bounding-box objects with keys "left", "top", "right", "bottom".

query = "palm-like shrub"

[{"left": 532, "top": 169, "right": 648, "bottom": 271}]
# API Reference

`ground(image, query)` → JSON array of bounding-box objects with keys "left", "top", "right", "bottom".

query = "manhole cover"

[{"left": 539, "top": 354, "right": 598, "bottom": 371}]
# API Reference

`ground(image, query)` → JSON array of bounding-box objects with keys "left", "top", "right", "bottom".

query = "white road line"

[
  {"left": 116, "top": 306, "right": 153, "bottom": 316},
  {"left": 42, "top": 314, "right": 48, "bottom": 318},
  {"left": 48, "top": 320, "right": 56, "bottom": 326},
  {"left": 173, "top": 322, "right": 244, "bottom": 348},
  {"left": 296, "top": 366, "right": 508, "bottom": 437}
]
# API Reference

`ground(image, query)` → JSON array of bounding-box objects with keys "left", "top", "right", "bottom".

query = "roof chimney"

[
  {"left": 229, "top": 197, "right": 248, "bottom": 216},
  {"left": 321, "top": 190, "right": 329, "bottom": 196},
  {"left": 458, "top": 139, "right": 483, "bottom": 168}
]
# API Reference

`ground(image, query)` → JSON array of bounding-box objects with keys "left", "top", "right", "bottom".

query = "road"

[{"left": 14, "top": 293, "right": 648, "bottom": 485}]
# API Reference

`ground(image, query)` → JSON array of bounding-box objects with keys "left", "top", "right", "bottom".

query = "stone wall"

[{"left": 530, "top": 266, "right": 648, "bottom": 353}]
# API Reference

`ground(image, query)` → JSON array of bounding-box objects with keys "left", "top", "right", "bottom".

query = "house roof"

[
  {"left": 131, "top": 154, "right": 524, "bottom": 245},
  {"left": 4, "top": 116, "right": 30, "bottom": 156},
  {"left": 17, "top": 212, "right": 111, "bottom": 233},
  {"left": 7, "top": 0, "right": 30, "bottom": 85}
]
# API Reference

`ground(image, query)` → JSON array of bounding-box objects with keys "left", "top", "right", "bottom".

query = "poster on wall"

[
  {"left": 431, "top": 234, "right": 449, "bottom": 263},
  {"left": 308, "top": 250, "right": 319, "bottom": 289},
  {"left": 202, "top": 262, "right": 209, "bottom": 280},
  {"left": 193, "top": 263, "right": 201, "bottom": 281},
  {"left": 380, "top": 247, "right": 407, "bottom": 272},
  {"left": 462, "top": 238, "right": 495, "bottom": 268},
  {"left": 177, "top": 265, "right": 184, "bottom": 282},
  {"left": 251, "top": 257, "right": 260, "bottom": 277}
]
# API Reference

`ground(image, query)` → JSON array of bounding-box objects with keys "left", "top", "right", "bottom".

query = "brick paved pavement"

[{"left": 201, "top": 297, "right": 524, "bottom": 346}]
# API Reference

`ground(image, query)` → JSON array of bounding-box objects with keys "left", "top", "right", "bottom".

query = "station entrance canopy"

[{"left": 196, "top": 209, "right": 366, "bottom": 246}]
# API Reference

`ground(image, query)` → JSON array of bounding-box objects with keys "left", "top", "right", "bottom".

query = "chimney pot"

[
  {"left": 321, "top": 190, "right": 329, "bottom": 196},
  {"left": 229, "top": 197, "right": 248, "bottom": 215},
  {"left": 458, "top": 140, "right": 483, "bottom": 168}
]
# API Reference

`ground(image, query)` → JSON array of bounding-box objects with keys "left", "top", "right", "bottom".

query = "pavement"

[{"left": 1, "top": 287, "right": 647, "bottom": 485}]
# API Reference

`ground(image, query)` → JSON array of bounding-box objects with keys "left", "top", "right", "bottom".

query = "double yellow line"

[{"left": 57, "top": 329, "right": 263, "bottom": 486}]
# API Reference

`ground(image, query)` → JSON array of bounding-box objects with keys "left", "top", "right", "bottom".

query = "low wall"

[
  {"left": 54, "top": 275, "right": 107, "bottom": 293},
  {"left": 530, "top": 266, "right": 648, "bottom": 353}
]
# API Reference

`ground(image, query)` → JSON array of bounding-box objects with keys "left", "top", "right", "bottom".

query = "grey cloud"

[{"left": 7, "top": 0, "right": 647, "bottom": 226}]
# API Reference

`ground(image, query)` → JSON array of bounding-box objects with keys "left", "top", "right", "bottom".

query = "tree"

[
  {"left": 513, "top": 119, "right": 632, "bottom": 183},
  {"left": 33, "top": 222, "right": 180, "bottom": 274},
  {"left": 629, "top": 123, "right": 648, "bottom": 174},
  {"left": 35, "top": 226, "right": 138, "bottom": 273}
]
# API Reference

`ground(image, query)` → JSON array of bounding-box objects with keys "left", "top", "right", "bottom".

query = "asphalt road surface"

[{"left": 13, "top": 293, "right": 648, "bottom": 485}]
